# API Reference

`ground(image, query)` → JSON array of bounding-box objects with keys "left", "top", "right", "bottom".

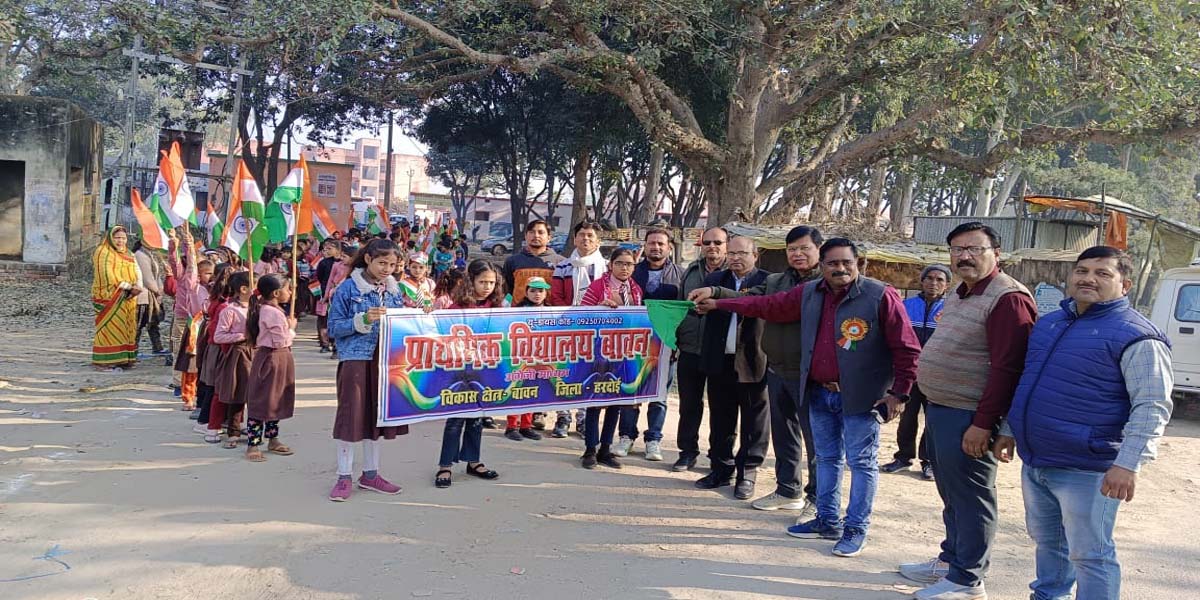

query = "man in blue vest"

[
  {"left": 994, "top": 246, "right": 1173, "bottom": 600},
  {"left": 880, "top": 264, "right": 950, "bottom": 480},
  {"left": 693, "top": 238, "right": 922, "bottom": 558}
]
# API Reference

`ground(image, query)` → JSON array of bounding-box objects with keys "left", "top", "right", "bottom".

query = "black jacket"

[
  {"left": 700, "top": 268, "right": 769, "bottom": 382},
  {"left": 632, "top": 258, "right": 684, "bottom": 302}
]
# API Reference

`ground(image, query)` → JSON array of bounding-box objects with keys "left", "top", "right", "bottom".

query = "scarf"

[{"left": 568, "top": 249, "right": 608, "bottom": 306}]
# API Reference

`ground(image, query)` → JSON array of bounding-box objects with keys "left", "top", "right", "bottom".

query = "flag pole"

[
  {"left": 290, "top": 226, "right": 299, "bottom": 318},
  {"left": 247, "top": 228, "right": 256, "bottom": 293}
]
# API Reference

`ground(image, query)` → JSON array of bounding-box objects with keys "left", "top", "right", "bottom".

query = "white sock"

[
  {"left": 336, "top": 440, "right": 354, "bottom": 476},
  {"left": 362, "top": 439, "right": 381, "bottom": 473}
]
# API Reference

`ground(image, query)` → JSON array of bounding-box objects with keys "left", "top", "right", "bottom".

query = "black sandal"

[
  {"left": 435, "top": 469, "right": 452, "bottom": 488},
  {"left": 465, "top": 463, "right": 499, "bottom": 480}
]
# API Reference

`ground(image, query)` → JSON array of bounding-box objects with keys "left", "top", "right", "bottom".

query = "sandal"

[
  {"left": 267, "top": 440, "right": 294, "bottom": 456},
  {"left": 435, "top": 469, "right": 452, "bottom": 488},
  {"left": 245, "top": 448, "right": 267, "bottom": 462},
  {"left": 204, "top": 433, "right": 221, "bottom": 444},
  {"left": 223, "top": 436, "right": 241, "bottom": 449},
  {"left": 465, "top": 463, "right": 499, "bottom": 480}
]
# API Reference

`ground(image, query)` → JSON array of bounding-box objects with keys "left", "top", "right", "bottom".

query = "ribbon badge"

[{"left": 838, "top": 317, "right": 869, "bottom": 350}]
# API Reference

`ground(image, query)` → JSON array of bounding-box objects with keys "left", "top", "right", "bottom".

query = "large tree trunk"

[
  {"left": 988, "top": 166, "right": 1022, "bottom": 216},
  {"left": 865, "top": 159, "right": 889, "bottom": 224},
  {"left": 637, "top": 145, "right": 665, "bottom": 224},
  {"left": 889, "top": 168, "right": 916, "bottom": 233},
  {"left": 973, "top": 108, "right": 1006, "bottom": 216}
]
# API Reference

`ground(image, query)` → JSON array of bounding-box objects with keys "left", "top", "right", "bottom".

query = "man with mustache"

[
  {"left": 692, "top": 238, "right": 920, "bottom": 558},
  {"left": 689, "top": 225, "right": 824, "bottom": 518},
  {"left": 902, "top": 222, "right": 1037, "bottom": 600},
  {"left": 994, "top": 246, "right": 1172, "bottom": 600}
]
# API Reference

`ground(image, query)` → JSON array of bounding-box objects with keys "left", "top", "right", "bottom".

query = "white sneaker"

[
  {"left": 192, "top": 423, "right": 208, "bottom": 434},
  {"left": 915, "top": 578, "right": 986, "bottom": 600},
  {"left": 644, "top": 441, "right": 663, "bottom": 461},
  {"left": 900, "top": 557, "right": 950, "bottom": 584},
  {"left": 613, "top": 436, "right": 633, "bottom": 457},
  {"left": 751, "top": 492, "right": 808, "bottom": 511}
]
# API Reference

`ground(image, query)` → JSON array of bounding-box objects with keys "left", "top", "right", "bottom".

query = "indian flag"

[
  {"left": 131, "top": 188, "right": 167, "bottom": 250},
  {"left": 206, "top": 200, "right": 224, "bottom": 247},
  {"left": 265, "top": 156, "right": 309, "bottom": 243},
  {"left": 366, "top": 203, "right": 389, "bottom": 235},
  {"left": 221, "top": 160, "right": 269, "bottom": 261},
  {"left": 162, "top": 142, "right": 196, "bottom": 228}
]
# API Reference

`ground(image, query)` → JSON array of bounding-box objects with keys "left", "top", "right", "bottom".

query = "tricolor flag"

[
  {"left": 366, "top": 203, "right": 389, "bottom": 235},
  {"left": 220, "top": 160, "right": 269, "bottom": 261},
  {"left": 309, "top": 198, "right": 338, "bottom": 241},
  {"left": 265, "top": 156, "right": 310, "bottom": 243},
  {"left": 206, "top": 200, "right": 224, "bottom": 248},
  {"left": 159, "top": 142, "right": 196, "bottom": 228},
  {"left": 131, "top": 188, "right": 167, "bottom": 250},
  {"left": 307, "top": 278, "right": 322, "bottom": 298}
]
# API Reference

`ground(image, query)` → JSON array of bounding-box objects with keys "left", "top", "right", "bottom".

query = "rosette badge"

[{"left": 837, "top": 318, "right": 869, "bottom": 351}]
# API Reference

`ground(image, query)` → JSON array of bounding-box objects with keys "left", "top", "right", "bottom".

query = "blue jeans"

[
  {"left": 618, "top": 401, "right": 667, "bottom": 442},
  {"left": 1023, "top": 464, "right": 1121, "bottom": 600},
  {"left": 807, "top": 386, "right": 879, "bottom": 531},
  {"left": 438, "top": 418, "right": 483, "bottom": 467}
]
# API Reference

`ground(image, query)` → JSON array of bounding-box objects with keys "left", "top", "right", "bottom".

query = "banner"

[{"left": 377, "top": 306, "right": 670, "bottom": 426}]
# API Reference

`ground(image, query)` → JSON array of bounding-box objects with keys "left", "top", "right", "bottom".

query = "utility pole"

[
  {"left": 112, "top": 34, "right": 143, "bottom": 229},
  {"left": 384, "top": 112, "right": 395, "bottom": 213}
]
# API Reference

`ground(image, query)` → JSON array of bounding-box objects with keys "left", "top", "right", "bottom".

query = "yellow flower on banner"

[{"left": 838, "top": 317, "right": 869, "bottom": 350}]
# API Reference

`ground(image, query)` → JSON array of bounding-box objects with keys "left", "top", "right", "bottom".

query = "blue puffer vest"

[{"left": 1008, "top": 297, "right": 1168, "bottom": 472}]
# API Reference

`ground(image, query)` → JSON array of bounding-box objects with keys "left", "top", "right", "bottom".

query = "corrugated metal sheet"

[{"left": 913, "top": 216, "right": 1094, "bottom": 252}]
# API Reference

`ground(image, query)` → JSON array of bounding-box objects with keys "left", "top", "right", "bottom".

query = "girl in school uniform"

[
  {"left": 434, "top": 259, "right": 505, "bottom": 489},
  {"left": 325, "top": 243, "right": 356, "bottom": 360},
  {"left": 243, "top": 273, "right": 297, "bottom": 462},
  {"left": 169, "top": 228, "right": 215, "bottom": 411},
  {"left": 430, "top": 268, "right": 463, "bottom": 310},
  {"left": 211, "top": 271, "right": 253, "bottom": 447},
  {"left": 504, "top": 277, "right": 553, "bottom": 442},
  {"left": 194, "top": 264, "right": 233, "bottom": 435},
  {"left": 327, "top": 239, "right": 409, "bottom": 502},
  {"left": 578, "top": 248, "right": 643, "bottom": 469}
]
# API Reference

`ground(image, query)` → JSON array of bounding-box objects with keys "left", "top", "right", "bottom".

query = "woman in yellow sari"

[{"left": 92, "top": 226, "right": 143, "bottom": 370}]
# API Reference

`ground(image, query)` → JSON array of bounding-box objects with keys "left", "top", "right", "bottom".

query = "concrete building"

[
  {"left": 301, "top": 138, "right": 430, "bottom": 205},
  {"left": 0, "top": 95, "right": 103, "bottom": 280},
  {"left": 208, "top": 153, "right": 355, "bottom": 233}
]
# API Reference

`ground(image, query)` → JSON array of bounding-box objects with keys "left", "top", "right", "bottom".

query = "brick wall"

[{"left": 0, "top": 260, "right": 68, "bottom": 283}]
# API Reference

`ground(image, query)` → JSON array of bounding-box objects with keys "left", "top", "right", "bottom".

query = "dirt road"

[{"left": 1, "top": 282, "right": 1198, "bottom": 599}]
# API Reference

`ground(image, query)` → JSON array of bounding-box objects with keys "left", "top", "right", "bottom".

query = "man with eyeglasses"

[
  {"left": 694, "top": 236, "right": 770, "bottom": 500},
  {"left": 690, "top": 225, "right": 823, "bottom": 519},
  {"left": 901, "top": 222, "right": 1037, "bottom": 600},
  {"left": 672, "top": 226, "right": 729, "bottom": 472},
  {"left": 692, "top": 238, "right": 921, "bottom": 558}
]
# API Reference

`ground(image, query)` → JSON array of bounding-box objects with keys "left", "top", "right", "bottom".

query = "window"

[
  {"left": 362, "top": 146, "right": 378, "bottom": 160},
  {"left": 316, "top": 174, "right": 337, "bottom": 198},
  {"left": 361, "top": 186, "right": 376, "bottom": 198},
  {"left": 474, "top": 211, "right": 490, "bottom": 221},
  {"left": 362, "top": 166, "right": 378, "bottom": 180},
  {"left": 1175, "top": 285, "right": 1200, "bottom": 322}
]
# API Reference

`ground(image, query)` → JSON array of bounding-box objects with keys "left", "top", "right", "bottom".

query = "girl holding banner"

[
  {"left": 327, "top": 240, "right": 409, "bottom": 502},
  {"left": 434, "top": 259, "right": 506, "bottom": 489},
  {"left": 579, "top": 248, "right": 644, "bottom": 469}
]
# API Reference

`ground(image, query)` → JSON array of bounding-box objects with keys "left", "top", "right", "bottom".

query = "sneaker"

[
  {"left": 795, "top": 499, "right": 818, "bottom": 524},
  {"left": 752, "top": 492, "right": 808, "bottom": 511},
  {"left": 188, "top": 408, "right": 200, "bottom": 420},
  {"left": 153, "top": 348, "right": 172, "bottom": 356},
  {"left": 613, "top": 436, "right": 634, "bottom": 457},
  {"left": 922, "top": 463, "right": 936, "bottom": 481},
  {"left": 519, "top": 428, "right": 542, "bottom": 441},
  {"left": 597, "top": 450, "right": 622, "bottom": 469},
  {"left": 879, "top": 459, "right": 912, "bottom": 473},
  {"left": 357, "top": 474, "right": 402, "bottom": 495},
  {"left": 900, "top": 558, "right": 951, "bottom": 585},
  {"left": 832, "top": 527, "right": 867, "bottom": 557},
  {"left": 504, "top": 428, "right": 524, "bottom": 441},
  {"left": 786, "top": 518, "right": 843, "bottom": 540},
  {"left": 581, "top": 449, "right": 597, "bottom": 469},
  {"left": 192, "top": 422, "right": 208, "bottom": 434},
  {"left": 173, "top": 386, "right": 182, "bottom": 398},
  {"left": 672, "top": 455, "right": 697, "bottom": 472},
  {"left": 551, "top": 416, "right": 570, "bottom": 438},
  {"left": 482, "top": 417, "right": 498, "bottom": 430},
  {"left": 532, "top": 414, "right": 546, "bottom": 430},
  {"left": 914, "top": 578, "right": 987, "bottom": 600},
  {"left": 644, "top": 440, "right": 663, "bottom": 461},
  {"left": 329, "top": 478, "right": 352, "bottom": 502}
]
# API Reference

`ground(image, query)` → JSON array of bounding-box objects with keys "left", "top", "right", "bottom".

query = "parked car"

[
  {"left": 1151, "top": 265, "right": 1200, "bottom": 394},
  {"left": 481, "top": 237, "right": 511, "bottom": 256},
  {"left": 549, "top": 232, "right": 569, "bottom": 254}
]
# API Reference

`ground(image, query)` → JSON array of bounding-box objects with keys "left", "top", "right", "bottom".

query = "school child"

[
  {"left": 504, "top": 277, "right": 552, "bottom": 442},
  {"left": 400, "top": 252, "right": 436, "bottom": 307},
  {"left": 325, "top": 243, "right": 356, "bottom": 360},
  {"left": 578, "top": 248, "right": 643, "bottom": 469},
  {"left": 255, "top": 247, "right": 279, "bottom": 278},
  {"left": 327, "top": 239, "right": 409, "bottom": 501},
  {"left": 433, "top": 241, "right": 454, "bottom": 277},
  {"left": 193, "top": 263, "right": 233, "bottom": 434},
  {"left": 434, "top": 259, "right": 504, "bottom": 489},
  {"left": 315, "top": 239, "right": 343, "bottom": 353},
  {"left": 243, "top": 274, "right": 297, "bottom": 462},
  {"left": 211, "top": 271, "right": 253, "bottom": 447},
  {"left": 170, "top": 228, "right": 215, "bottom": 412},
  {"left": 430, "top": 269, "right": 463, "bottom": 310}
]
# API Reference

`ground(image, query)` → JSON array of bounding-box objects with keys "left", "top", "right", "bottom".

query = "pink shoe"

[
  {"left": 357, "top": 474, "right": 402, "bottom": 495},
  {"left": 329, "top": 478, "right": 352, "bottom": 502}
]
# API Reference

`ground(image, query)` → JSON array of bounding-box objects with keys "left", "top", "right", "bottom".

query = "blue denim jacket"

[{"left": 328, "top": 268, "right": 405, "bottom": 361}]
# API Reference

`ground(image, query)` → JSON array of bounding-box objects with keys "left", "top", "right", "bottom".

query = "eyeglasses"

[
  {"left": 701, "top": 240, "right": 725, "bottom": 246},
  {"left": 612, "top": 261, "right": 636, "bottom": 268},
  {"left": 949, "top": 246, "right": 994, "bottom": 256}
]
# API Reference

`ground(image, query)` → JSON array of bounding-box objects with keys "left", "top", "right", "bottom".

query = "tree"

[
  {"left": 423, "top": 145, "right": 495, "bottom": 229},
  {"left": 376, "top": 1, "right": 1200, "bottom": 225}
]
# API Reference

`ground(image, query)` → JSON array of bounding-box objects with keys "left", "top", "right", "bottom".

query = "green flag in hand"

[{"left": 644, "top": 299, "right": 695, "bottom": 350}]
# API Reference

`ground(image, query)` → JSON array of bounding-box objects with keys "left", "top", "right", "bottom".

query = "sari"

[{"left": 92, "top": 226, "right": 140, "bottom": 367}]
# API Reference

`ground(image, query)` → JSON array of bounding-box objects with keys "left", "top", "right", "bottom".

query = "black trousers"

[
  {"left": 136, "top": 303, "right": 164, "bottom": 352},
  {"left": 706, "top": 356, "right": 769, "bottom": 481},
  {"left": 894, "top": 384, "right": 930, "bottom": 465},
  {"left": 675, "top": 351, "right": 708, "bottom": 461},
  {"left": 766, "top": 370, "right": 817, "bottom": 500}
]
